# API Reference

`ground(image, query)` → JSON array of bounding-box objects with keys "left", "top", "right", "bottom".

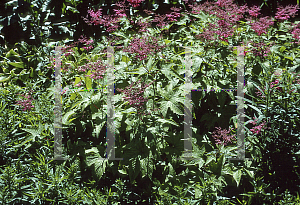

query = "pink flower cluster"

[
  {"left": 211, "top": 127, "right": 236, "bottom": 146},
  {"left": 246, "top": 16, "right": 275, "bottom": 36},
  {"left": 248, "top": 5, "right": 261, "bottom": 18},
  {"left": 249, "top": 117, "right": 270, "bottom": 135},
  {"left": 255, "top": 70, "right": 300, "bottom": 98},
  {"left": 77, "top": 59, "right": 109, "bottom": 80},
  {"left": 82, "top": 3, "right": 128, "bottom": 33},
  {"left": 122, "top": 34, "right": 166, "bottom": 61},
  {"left": 61, "top": 35, "right": 94, "bottom": 57},
  {"left": 78, "top": 35, "right": 94, "bottom": 51},
  {"left": 275, "top": 4, "right": 299, "bottom": 21},
  {"left": 127, "top": 0, "right": 144, "bottom": 8},
  {"left": 290, "top": 22, "right": 300, "bottom": 44},
  {"left": 165, "top": 7, "right": 182, "bottom": 22},
  {"left": 248, "top": 40, "right": 274, "bottom": 58},
  {"left": 116, "top": 78, "right": 154, "bottom": 114},
  {"left": 131, "top": 18, "right": 152, "bottom": 32},
  {"left": 16, "top": 92, "right": 34, "bottom": 111},
  {"left": 151, "top": 14, "right": 168, "bottom": 29},
  {"left": 193, "top": 0, "right": 246, "bottom": 44},
  {"left": 255, "top": 79, "right": 282, "bottom": 98}
]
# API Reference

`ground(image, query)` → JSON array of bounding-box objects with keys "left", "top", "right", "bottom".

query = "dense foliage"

[{"left": 1, "top": 0, "right": 300, "bottom": 204}]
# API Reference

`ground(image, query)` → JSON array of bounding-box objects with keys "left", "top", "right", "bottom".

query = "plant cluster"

[{"left": 1, "top": 0, "right": 300, "bottom": 204}]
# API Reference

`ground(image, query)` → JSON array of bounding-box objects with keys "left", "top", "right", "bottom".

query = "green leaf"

[
  {"left": 279, "top": 46, "right": 286, "bottom": 53},
  {"left": 122, "top": 55, "right": 130, "bottom": 63},
  {"left": 220, "top": 41, "right": 229, "bottom": 46},
  {"left": 195, "top": 188, "right": 202, "bottom": 199},
  {"left": 118, "top": 169, "right": 127, "bottom": 175},
  {"left": 92, "top": 121, "right": 106, "bottom": 138},
  {"left": 62, "top": 110, "right": 76, "bottom": 125},
  {"left": 85, "top": 147, "right": 108, "bottom": 179},
  {"left": 85, "top": 71, "right": 92, "bottom": 89},
  {"left": 15, "top": 122, "right": 44, "bottom": 148},
  {"left": 70, "top": 93, "right": 77, "bottom": 100},
  {"left": 176, "top": 15, "right": 189, "bottom": 25},
  {"left": 6, "top": 49, "right": 21, "bottom": 61},
  {"left": 247, "top": 104, "right": 263, "bottom": 116},
  {"left": 205, "top": 154, "right": 215, "bottom": 166},
  {"left": 0, "top": 75, "right": 11, "bottom": 83},
  {"left": 146, "top": 56, "right": 154, "bottom": 72},
  {"left": 285, "top": 56, "right": 294, "bottom": 61},
  {"left": 164, "top": 39, "right": 172, "bottom": 45},
  {"left": 245, "top": 168, "right": 254, "bottom": 179},
  {"left": 157, "top": 118, "right": 179, "bottom": 127},
  {"left": 208, "top": 154, "right": 224, "bottom": 176},
  {"left": 129, "top": 157, "right": 140, "bottom": 182},
  {"left": 30, "top": 67, "right": 34, "bottom": 77},
  {"left": 66, "top": 6, "right": 79, "bottom": 13},
  {"left": 74, "top": 76, "right": 81, "bottom": 86},
  {"left": 140, "top": 156, "right": 155, "bottom": 178},
  {"left": 233, "top": 169, "right": 242, "bottom": 187},
  {"left": 8, "top": 62, "right": 24, "bottom": 69}
]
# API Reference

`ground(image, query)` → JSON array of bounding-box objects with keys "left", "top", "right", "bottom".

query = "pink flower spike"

[{"left": 248, "top": 5, "right": 261, "bottom": 18}]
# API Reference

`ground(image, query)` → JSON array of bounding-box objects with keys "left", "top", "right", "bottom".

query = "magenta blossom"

[
  {"left": 123, "top": 34, "right": 166, "bottom": 62},
  {"left": 16, "top": 93, "right": 34, "bottom": 111},
  {"left": 211, "top": 127, "right": 236, "bottom": 146},
  {"left": 249, "top": 117, "right": 270, "bottom": 135},
  {"left": 275, "top": 4, "right": 299, "bottom": 21},
  {"left": 116, "top": 78, "right": 154, "bottom": 115},
  {"left": 77, "top": 59, "right": 109, "bottom": 80},
  {"left": 248, "top": 5, "right": 261, "bottom": 18},
  {"left": 165, "top": 7, "right": 182, "bottom": 22},
  {"left": 127, "top": 0, "right": 144, "bottom": 8}
]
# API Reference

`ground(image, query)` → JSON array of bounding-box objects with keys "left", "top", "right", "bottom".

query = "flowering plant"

[
  {"left": 211, "top": 126, "right": 236, "bottom": 146},
  {"left": 116, "top": 77, "right": 154, "bottom": 116},
  {"left": 46, "top": 0, "right": 300, "bottom": 203},
  {"left": 15, "top": 91, "right": 34, "bottom": 111}
]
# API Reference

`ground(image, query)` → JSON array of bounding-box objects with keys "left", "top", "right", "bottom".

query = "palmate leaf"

[
  {"left": 157, "top": 80, "right": 185, "bottom": 118},
  {"left": 85, "top": 147, "right": 108, "bottom": 180},
  {"left": 15, "top": 122, "right": 44, "bottom": 148},
  {"left": 160, "top": 63, "right": 184, "bottom": 82}
]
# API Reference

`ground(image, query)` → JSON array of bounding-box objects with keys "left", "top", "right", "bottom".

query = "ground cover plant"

[{"left": 1, "top": 0, "right": 300, "bottom": 204}]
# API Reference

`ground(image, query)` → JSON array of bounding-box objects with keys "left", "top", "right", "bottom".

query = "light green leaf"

[
  {"left": 0, "top": 75, "right": 11, "bottom": 83},
  {"left": 66, "top": 6, "right": 79, "bottom": 13},
  {"left": 8, "top": 62, "right": 24, "bottom": 69},
  {"left": 279, "top": 46, "right": 286, "bottom": 53},
  {"left": 233, "top": 169, "right": 242, "bottom": 187},
  {"left": 122, "top": 55, "right": 130, "bottom": 63},
  {"left": 85, "top": 147, "right": 108, "bottom": 179},
  {"left": 118, "top": 169, "right": 127, "bottom": 175},
  {"left": 62, "top": 110, "right": 76, "bottom": 125},
  {"left": 70, "top": 93, "right": 77, "bottom": 100},
  {"left": 157, "top": 118, "right": 179, "bottom": 127},
  {"left": 164, "top": 39, "right": 172, "bottom": 44},
  {"left": 245, "top": 168, "right": 254, "bottom": 179},
  {"left": 74, "top": 76, "right": 81, "bottom": 86}
]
